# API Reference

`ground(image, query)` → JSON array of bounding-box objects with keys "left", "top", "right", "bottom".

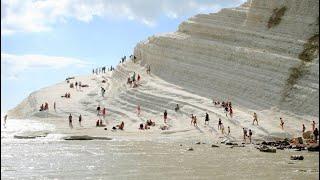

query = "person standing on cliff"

[
  {"left": 54, "top": 102, "right": 56, "bottom": 112},
  {"left": 218, "top": 118, "right": 222, "bottom": 130},
  {"left": 280, "top": 118, "right": 284, "bottom": 130},
  {"left": 312, "top": 121, "right": 316, "bottom": 131},
  {"left": 302, "top": 124, "right": 306, "bottom": 133},
  {"left": 193, "top": 116, "right": 198, "bottom": 127},
  {"left": 97, "top": 105, "right": 101, "bottom": 116},
  {"left": 164, "top": 110, "right": 168, "bottom": 123},
  {"left": 68, "top": 114, "right": 73, "bottom": 129},
  {"left": 243, "top": 128, "right": 248, "bottom": 142},
  {"left": 253, "top": 112, "right": 258, "bottom": 125},
  {"left": 191, "top": 114, "right": 194, "bottom": 125},
  {"left": 137, "top": 105, "right": 141, "bottom": 116},
  {"left": 313, "top": 128, "right": 319, "bottom": 142},
  {"left": 205, "top": 112, "right": 209, "bottom": 125},
  {"left": 147, "top": 65, "right": 151, "bottom": 74},
  {"left": 3, "top": 114, "right": 8, "bottom": 128},
  {"left": 79, "top": 114, "right": 82, "bottom": 127},
  {"left": 248, "top": 129, "right": 253, "bottom": 143}
]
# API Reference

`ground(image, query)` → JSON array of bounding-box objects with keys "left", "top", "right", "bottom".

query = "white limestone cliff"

[{"left": 135, "top": 0, "right": 319, "bottom": 117}]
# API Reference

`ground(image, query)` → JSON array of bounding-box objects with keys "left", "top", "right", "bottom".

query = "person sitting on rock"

[
  {"left": 40, "top": 104, "right": 44, "bottom": 111},
  {"left": 160, "top": 125, "right": 168, "bottom": 130},
  {"left": 147, "top": 119, "right": 155, "bottom": 126},
  {"left": 139, "top": 123, "right": 144, "bottom": 130},
  {"left": 144, "top": 123, "right": 150, "bottom": 130},
  {"left": 117, "top": 121, "right": 124, "bottom": 130}
]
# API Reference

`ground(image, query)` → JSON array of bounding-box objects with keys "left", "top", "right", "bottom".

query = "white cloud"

[
  {"left": 1, "top": 52, "right": 90, "bottom": 80},
  {"left": 1, "top": 0, "right": 245, "bottom": 35}
]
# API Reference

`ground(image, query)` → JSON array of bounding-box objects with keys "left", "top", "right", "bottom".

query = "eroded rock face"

[{"left": 135, "top": 0, "right": 319, "bottom": 116}]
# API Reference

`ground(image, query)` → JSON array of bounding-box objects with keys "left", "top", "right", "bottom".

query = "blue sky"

[{"left": 1, "top": 0, "right": 244, "bottom": 112}]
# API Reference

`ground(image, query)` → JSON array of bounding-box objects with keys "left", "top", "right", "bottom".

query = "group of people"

[
  {"left": 213, "top": 99, "right": 233, "bottom": 118},
  {"left": 127, "top": 72, "right": 141, "bottom": 88},
  {"left": 243, "top": 128, "right": 253, "bottom": 143},
  {"left": 39, "top": 102, "right": 49, "bottom": 111},
  {"left": 96, "top": 119, "right": 105, "bottom": 127},
  {"left": 96, "top": 105, "right": 107, "bottom": 117},
  {"left": 112, "top": 121, "right": 124, "bottom": 130},
  {"left": 129, "top": 55, "right": 137, "bottom": 63},
  {"left": 61, "top": 92, "right": 71, "bottom": 98},
  {"left": 68, "top": 114, "right": 83, "bottom": 128},
  {"left": 92, "top": 66, "right": 108, "bottom": 74},
  {"left": 302, "top": 121, "right": 319, "bottom": 141},
  {"left": 120, "top": 56, "right": 127, "bottom": 64},
  {"left": 190, "top": 114, "right": 198, "bottom": 127},
  {"left": 74, "top": 81, "right": 82, "bottom": 90},
  {"left": 139, "top": 119, "right": 155, "bottom": 130}
]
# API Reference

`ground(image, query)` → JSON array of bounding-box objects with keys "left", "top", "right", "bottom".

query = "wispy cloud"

[
  {"left": 1, "top": 0, "right": 245, "bottom": 35},
  {"left": 1, "top": 52, "right": 90, "bottom": 80}
]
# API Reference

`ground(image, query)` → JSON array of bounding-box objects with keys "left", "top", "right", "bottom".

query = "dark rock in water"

[
  {"left": 187, "top": 147, "right": 194, "bottom": 151},
  {"left": 104, "top": 128, "right": 108, "bottom": 130},
  {"left": 259, "top": 145, "right": 276, "bottom": 153},
  {"left": 211, "top": 144, "right": 219, "bottom": 148},
  {"left": 261, "top": 141, "right": 267, "bottom": 145},
  {"left": 14, "top": 135, "right": 37, "bottom": 139},
  {"left": 14, "top": 131, "right": 49, "bottom": 139},
  {"left": 179, "top": 144, "right": 183, "bottom": 146},
  {"left": 202, "top": 142, "right": 206, "bottom": 144},
  {"left": 63, "top": 135, "right": 111, "bottom": 140},
  {"left": 92, "top": 137, "right": 112, "bottom": 140},
  {"left": 226, "top": 142, "right": 238, "bottom": 146},
  {"left": 307, "top": 144, "right": 319, "bottom": 152},
  {"left": 290, "top": 155, "right": 304, "bottom": 160},
  {"left": 195, "top": 142, "right": 201, "bottom": 144},
  {"left": 230, "top": 145, "right": 245, "bottom": 148},
  {"left": 64, "top": 135, "right": 93, "bottom": 140},
  {"left": 276, "top": 146, "right": 284, "bottom": 150}
]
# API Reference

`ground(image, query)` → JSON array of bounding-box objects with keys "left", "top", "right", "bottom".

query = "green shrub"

[
  {"left": 299, "top": 34, "right": 319, "bottom": 62},
  {"left": 267, "top": 7, "right": 287, "bottom": 29}
]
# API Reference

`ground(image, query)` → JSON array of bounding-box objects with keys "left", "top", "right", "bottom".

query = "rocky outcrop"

[{"left": 134, "top": 0, "right": 319, "bottom": 116}]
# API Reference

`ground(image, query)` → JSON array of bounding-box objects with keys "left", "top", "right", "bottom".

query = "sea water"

[{"left": 1, "top": 119, "right": 319, "bottom": 180}]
